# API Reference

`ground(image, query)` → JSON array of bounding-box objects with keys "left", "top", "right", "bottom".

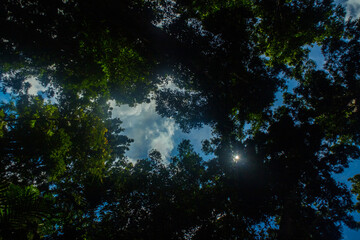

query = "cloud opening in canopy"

[
  {"left": 109, "top": 99, "right": 178, "bottom": 161},
  {"left": 345, "top": 0, "right": 360, "bottom": 19}
]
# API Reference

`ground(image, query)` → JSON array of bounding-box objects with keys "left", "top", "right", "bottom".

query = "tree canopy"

[{"left": 1, "top": 0, "right": 360, "bottom": 239}]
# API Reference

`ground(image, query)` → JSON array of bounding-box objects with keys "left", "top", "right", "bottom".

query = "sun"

[{"left": 233, "top": 155, "right": 240, "bottom": 162}]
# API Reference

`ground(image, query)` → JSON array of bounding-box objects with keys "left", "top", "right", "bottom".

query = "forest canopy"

[{"left": 1, "top": 0, "right": 360, "bottom": 239}]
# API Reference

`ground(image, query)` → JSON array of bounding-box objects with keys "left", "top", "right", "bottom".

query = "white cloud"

[
  {"left": 110, "top": 78, "right": 213, "bottom": 162},
  {"left": 345, "top": 0, "right": 360, "bottom": 19},
  {"left": 149, "top": 119, "right": 176, "bottom": 159},
  {"left": 111, "top": 99, "right": 178, "bottom": 161},
  {"left": 109, "top": 100, "right": 152, "bottom": 118},
  {"left": 25, "top": 77, "right": 47, "bottom": 95},
  {"left": 110, "top": 98, "right": 213, "bottom": 162},
  {"left": 23, "top": 77, "right": 59, "bottom": 103},
  {"left": 0, "top": 76, "right": 58, "bottom": 103}
]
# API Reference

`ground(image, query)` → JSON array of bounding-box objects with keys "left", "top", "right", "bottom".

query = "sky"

[
  {"left": 345, "top": 0, "right": 360, "bottom": 19},
  {"left": 109, "top": 88, "right": 213, "bottom": 162},
  {"left": 1, "top": 0, "right": 360, "bottom": 238}
]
